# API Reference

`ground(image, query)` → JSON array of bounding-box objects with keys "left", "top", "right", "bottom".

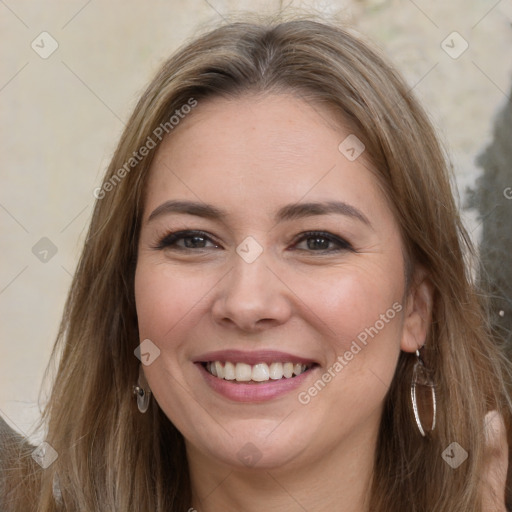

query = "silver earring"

[
  {"left": 410, "top": 349, "right": 436, "bottom": 437},
  {"left": 133, "top": 364, "right": 152, "bottom": 413}
]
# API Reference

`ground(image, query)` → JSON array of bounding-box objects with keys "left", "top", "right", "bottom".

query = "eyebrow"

[{"left": 147, "top": 199, "right": 372, "bottom": 227}]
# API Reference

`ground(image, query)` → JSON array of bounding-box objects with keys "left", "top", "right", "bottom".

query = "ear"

[{"left": 400, "top": 266, "right": 434, "bottom": 353}]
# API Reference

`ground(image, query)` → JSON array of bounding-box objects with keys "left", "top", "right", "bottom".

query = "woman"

[{"left": 2, "top": 15, "right": 511, "bottom": 511}]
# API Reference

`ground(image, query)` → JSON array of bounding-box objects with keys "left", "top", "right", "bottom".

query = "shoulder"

[
  {"left": 0, "top": 415, "right": 35, "bottom": 511},
  {"left": 0, "top": 414, "right": 24, "bottom": 442},
  {"left": 0, "top": 414, "right": 25, "bottom": 467},
  {"left": 0, "top": 414, "right": 27, "bottom": 462}
]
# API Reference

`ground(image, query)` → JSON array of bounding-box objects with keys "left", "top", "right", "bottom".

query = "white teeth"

[
  {"left": 269, "top": 362, "right": 284, "bottom": 380},
  {"left": 252, "top": 363, "right": 270, "bottom": 382},
  {"left": 214, "top": 361, "right": 224, "bottom": 379},
  {"left": 205, "top": 361, "right": 311, "bottom": 382},
  {"left": 235, "top": 362, "right": 252, "bottom": 381},
  {"left": 224, "top": 361, "right": 236, "bottom": 380},
  {"left": 283, "top": 362, "right": 294, "bottom": 378}
]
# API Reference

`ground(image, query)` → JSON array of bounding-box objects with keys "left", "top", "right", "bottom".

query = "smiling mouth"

[{"left": 202, "top": 361, "right": 315, "bottom": 383}]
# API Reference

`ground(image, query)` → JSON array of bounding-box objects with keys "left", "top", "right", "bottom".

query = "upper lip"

[{"left": 194, "top": 349, "right": 318, "bottom": 366}]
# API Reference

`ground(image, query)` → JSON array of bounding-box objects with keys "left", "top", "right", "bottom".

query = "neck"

[{"left": 186, "top": 422, "right": 377, "bottom": 512}]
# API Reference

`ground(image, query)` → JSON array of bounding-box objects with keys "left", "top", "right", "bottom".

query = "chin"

[{"left": 189, "top": 422, "right": 315, "bottom": 471}]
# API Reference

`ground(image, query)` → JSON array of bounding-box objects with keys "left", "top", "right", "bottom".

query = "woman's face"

[{"left": 135, "top": 93, "right": 423, "bottom": 471}]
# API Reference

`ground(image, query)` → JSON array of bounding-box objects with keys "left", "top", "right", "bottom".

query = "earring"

[
  {"left": 410, "top": 349, "right": 436, "bottom": 437},
  {"left": 133, "top": 364, "right": 152, "bottom": 413}
]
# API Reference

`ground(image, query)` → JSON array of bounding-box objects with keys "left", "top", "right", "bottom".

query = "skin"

[
  {"left": 134, "top": 93, "right": 506, "bottom": 511},
  {"left": 482, "top": 411, "right": 509, "bottom": 511}
]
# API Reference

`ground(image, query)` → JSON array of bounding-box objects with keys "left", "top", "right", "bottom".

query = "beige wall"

[{"left": 1, "top": 0, "right": 511, "bottom": 442}]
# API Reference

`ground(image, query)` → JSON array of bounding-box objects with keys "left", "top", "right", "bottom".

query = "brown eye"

[
  {"left": 155, "top": 230, "right": 221, "bottom": 251},
  {"left": 292, "top": 231, "right": 353, "bottom": 253}
]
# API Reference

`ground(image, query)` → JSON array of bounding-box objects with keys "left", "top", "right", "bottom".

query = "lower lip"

[{"left": 196, "top": 363, "right": 315, "bottom": 402}]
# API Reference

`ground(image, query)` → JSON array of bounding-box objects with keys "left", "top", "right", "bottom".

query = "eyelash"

[{"left": 153, "top": 229, "right": 353, "bottom": 253}]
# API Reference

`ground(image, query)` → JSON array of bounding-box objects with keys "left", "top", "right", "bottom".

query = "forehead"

[
  {"left": 144, "top": 93, "right": 392, "bottom": 229},
  {"left": 154, "top": 92, "right": 349, "bottom": 167}
]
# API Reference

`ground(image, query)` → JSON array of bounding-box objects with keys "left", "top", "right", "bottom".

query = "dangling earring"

[
  {"left": 410, "top": 348, "right": 436, "bottom": 437},
  {"left": 133, "top": 364, "right": 152, "bottom": 413}
]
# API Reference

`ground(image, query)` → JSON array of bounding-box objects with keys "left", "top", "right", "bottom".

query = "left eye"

[{"left": 292, "top": 231, "right": 353, "bottom": 252}]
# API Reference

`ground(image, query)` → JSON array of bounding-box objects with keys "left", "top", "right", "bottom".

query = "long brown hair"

[{"left": 4, "top": 14, "right": 512, "bottom": 511}]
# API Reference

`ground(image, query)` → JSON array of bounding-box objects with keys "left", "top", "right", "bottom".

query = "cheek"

[
  {"left": 134, "top": 259, "right": 214, "bottom": 344},
  {"left": 291, "top": 267, "right": 404, "bottom": 430},
  {"left": 300, "top": 262, "right": 403, "bottom": 348},
  {"left": 292, "top": 261, "right": 404, "bottom": 399}
]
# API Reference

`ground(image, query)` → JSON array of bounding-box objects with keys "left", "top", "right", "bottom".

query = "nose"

[{"left": 211, "top": 249, "right": 293, "bottom": 333}]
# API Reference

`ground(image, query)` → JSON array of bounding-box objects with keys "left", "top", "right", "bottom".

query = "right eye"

[{"left": 154, "top": 230, "right": 221, "bottom": 251}]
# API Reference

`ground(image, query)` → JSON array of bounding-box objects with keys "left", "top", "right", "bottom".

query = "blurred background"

[{"left": 1, "top": 0, "right": 511, "bottom": 442}]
